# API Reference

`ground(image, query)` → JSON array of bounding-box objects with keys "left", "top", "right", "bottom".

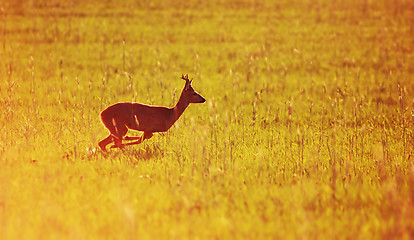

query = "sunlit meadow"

[{"left": 0, "top": 0, "right": 413, "bottom": 239}]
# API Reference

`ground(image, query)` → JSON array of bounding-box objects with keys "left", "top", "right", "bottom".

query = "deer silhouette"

[{"left": 98, "top": 74, "right": 205, "bottom": 151}]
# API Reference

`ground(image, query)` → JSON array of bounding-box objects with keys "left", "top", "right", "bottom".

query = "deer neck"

[{"left": 172, "top": 92, "right": 189, "bottom": 123}]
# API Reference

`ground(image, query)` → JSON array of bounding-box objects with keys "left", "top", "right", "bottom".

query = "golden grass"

[{"left": 0, "top": 0, "right": 413, "bottom": 239}]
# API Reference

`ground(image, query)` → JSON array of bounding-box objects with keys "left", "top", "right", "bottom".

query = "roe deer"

[{"left": 98, "top": 74, "right": 206, "bottom": 151}]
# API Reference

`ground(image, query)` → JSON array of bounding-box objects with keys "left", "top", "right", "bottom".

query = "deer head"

[{"left": 181, "top": 74, "right": 206, "bottom": 103}]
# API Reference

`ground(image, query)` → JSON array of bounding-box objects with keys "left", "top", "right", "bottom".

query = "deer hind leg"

[
  {"left": 101, "top": 117, "right": 128, "bottom": 150},
  {"left": 99, "top": 135, "right": 113, "bottom": 152},
  {"left": 112, "top": 125, "right": 128, "bottom": 149}
]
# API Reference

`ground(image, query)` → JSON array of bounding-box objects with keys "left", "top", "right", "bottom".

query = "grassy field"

[{"left": 1, "top": 0, "right": 414, "bottom": 239}]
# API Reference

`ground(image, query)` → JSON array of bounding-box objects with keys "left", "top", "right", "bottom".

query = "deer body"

[
  {"left": 98, "top": 74, "right": 205, "bottom": 151},
  {"left": 102, "top": 103, "right": 175, "bottom": 133}
]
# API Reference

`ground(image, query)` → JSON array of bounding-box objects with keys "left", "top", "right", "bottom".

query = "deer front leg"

[
  {"left": 111, "top": 132, "right": 153, "bottom": 148},
  {"left": 111, "top": 134, "right": 144, "bottom": 148},
  {"left": 111, "top": 137, "right": 142, "bottom": 148},
  {"left": 124, "top": 132, "right": 153, "bottom": 146},
  {"left": 123, "top": 136, "right": 142, "bottom": 141}
]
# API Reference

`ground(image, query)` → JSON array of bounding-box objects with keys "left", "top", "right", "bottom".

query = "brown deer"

[{"left": 98, "top": 74, "right": 206, "bottom": 151}]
